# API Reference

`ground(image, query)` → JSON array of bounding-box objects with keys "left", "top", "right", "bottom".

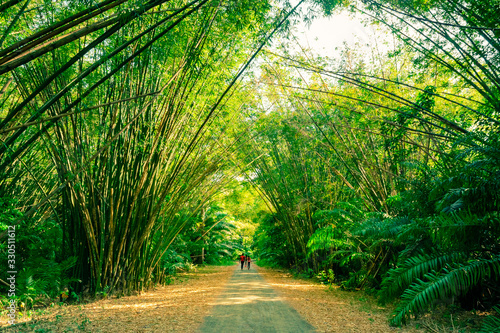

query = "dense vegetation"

[
  {"left": 0, "top": 0, "right": 278, "bottom": 307},
  {"left": 245, "top": 0, "right": 500, "bottom": 328},
  {"left": 1, "top": 0, "right": 500, "bottom": 329}
]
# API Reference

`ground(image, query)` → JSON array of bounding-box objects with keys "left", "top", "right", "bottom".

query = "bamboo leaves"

[{"left": 0, "top": 0, "right": 283, "bottom": 295}]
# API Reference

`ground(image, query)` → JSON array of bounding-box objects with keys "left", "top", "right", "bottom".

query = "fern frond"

[
  {"left": 479, "top": 305, "right": 500, "bottom": 333},
  {"left": 390, "top": 255, "right": 500, "bottom": 326},
  {"left": 355, "top": 216, "right": 411, "bottom": 241},
  {"left": 379, "top": 251, "right": 467, "bottom": 304},
  {"left": 393, "top": 218, "right": 429, "bottom": 245},
  {"left": 335, "top": 201, "right": 365, "bottom": 220},
  {"left": 313, "top": 208, "right": 355, "bottom": 227},
  {"left": 307, "top": 228, "right": 350, "bottom": 256}
]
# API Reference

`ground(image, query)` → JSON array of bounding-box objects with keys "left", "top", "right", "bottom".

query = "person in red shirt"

[{"left": 240, "top": 253, "right": 245, "bottom": 270}]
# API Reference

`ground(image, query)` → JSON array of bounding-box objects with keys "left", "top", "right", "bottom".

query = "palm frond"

[
  {"left": 390, "top": 255, "right": 500, "bottom": 326},
  {"left": 479, "top": 305, "right": 500, "bottom": 333},
  {"left": 379, "top": 251, "right": 467, "bottom": 304},
  {"left": 307, "top": 225, "right": 349, "bottom": 254},
  {"left": 355, "top": 216, "right": 412, "bottom": 240}
]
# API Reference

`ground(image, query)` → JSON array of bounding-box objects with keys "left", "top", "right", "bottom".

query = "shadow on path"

[{"left": 198, "top": 264, "right": 316, "bottom": 333}]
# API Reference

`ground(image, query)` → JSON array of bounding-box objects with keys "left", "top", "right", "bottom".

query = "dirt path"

[
  {"left": 198, "top": 264, "right": 315, "bottom": 333},
  {"left": 1, "top": 264, "right": 426, "bottom": 332}
]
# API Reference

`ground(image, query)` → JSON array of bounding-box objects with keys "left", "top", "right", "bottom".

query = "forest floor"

[
  {"left": 257, "top": 266, "right": 421, "bottom": 333},
  {"left": 0, "top": 264, "right": 485, "bottom": 332},
  {"left": 1, "top": 265, "right": 235, "bottom": 332},
  {"left": 257, "top": 267, "right": 487, "bottom": 332}
]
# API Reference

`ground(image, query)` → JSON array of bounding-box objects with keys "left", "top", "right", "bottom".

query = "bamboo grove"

[
  {"left": 0, "top": 0, "right": 288, "bottom": 296},
  {"left": 1, "top": 0, "right": 500, "bottom": 329},
  {"left": 244, "top": 0, "right": 500, "bottom": 328}
]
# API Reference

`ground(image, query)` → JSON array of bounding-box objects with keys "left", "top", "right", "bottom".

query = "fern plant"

[
  {"left": 390, "top": 255, "right": 500, "bottom": 326},
  {"left": 480, "top": 305, "right": 500, "bottom": 333},
  {"left": 375, "top": 210, "right": 500, "bottom": 326},
  {"left": 378, "top": 251, "right": 468, "bottom": 305}
]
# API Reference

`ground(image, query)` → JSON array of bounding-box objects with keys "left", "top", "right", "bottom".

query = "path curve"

[{"left": 198, "top": 264, "right": 316, "bottom": 333}]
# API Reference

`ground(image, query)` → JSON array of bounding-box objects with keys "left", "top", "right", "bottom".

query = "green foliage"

[
  {"left": 365, "top": 210, "right": 500, "bottom": 325},
  {"left": 390, "top": 256, "right": 500, "bottom": 326},
  {"left": 340, "top": 271, "right": 365, "bottom": 291},
  {"left": 253, "top": 214, "right": 291, "bottom": 267},
  {"left": 161, "top": 204, "right": 244, "bottom": 275},
  {"left": 2, "top": 2, "right": 500, "bottom": 331},
  {"left": 5, "top": 256, "right": 78, "bottom": 309},
  {"left": 480, "top": 306, "right": 500, "bottom": 333},
  {"left": 307, "top": 202, "right": 365, "bottom": 254},
  {"left": 354, "top": 215, "right": 412, "bottom": 242},
  {"left": 247, "top": 0, "right": 500, "bottom": 328},
  {"left": 161, "top": 249, "right": 193, "bottom": 276},
  {"left": 311, "top": 0, "right": 350, "bottom": 16},
  {"left": 317, "top": 268, "right": 335, "bottom": 285},
  {"left": 307, "top": 202, "right": 366, "bottom": 269},
  {"left": 1, "top": 198, "right": 77, "bottom": 308},
  {"left": 0, "top": 197, "right": 22, "bottom": 226},
  {"left": 379, "top": 252, "right": 468, "bottom": 304},
  {"left": 307, "top": 225, "right": 348, "bottom": 253},
  {"left": 0, "top": 0, "right": 282, "bottom": 298}
]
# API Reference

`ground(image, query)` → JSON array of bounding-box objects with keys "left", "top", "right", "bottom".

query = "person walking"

[
  {"left": 240, "top": 253, "right": 245, "bottom": 270},
  {"left": 247, "top": 256, "right": 251, "bottom": 270}
]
